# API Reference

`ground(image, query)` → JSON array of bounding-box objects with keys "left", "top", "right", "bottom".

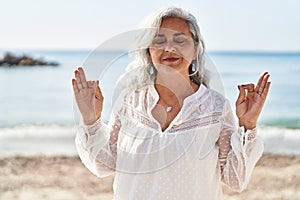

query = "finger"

[
  {"left": 261, "top": 82, "right": 271, "bottom": 100},
  {"left": 247, "top": 83, "right": 255, "bottom": 92},
  {"left": 74, "top": 70, "right": 83, "bottom": 90},
  {"left": 87, "top": 80, "right": 94, "bottom": 88},
  {"left": 72, "top": 78, "right": 79, "bottom": 94},
  {"left": 95, "top": 81, "right": 104, "bottom": 100},
  {"left": 259, "top": 74, "right": 270, "bottom": 94},
  {"left": 243, "top": 84, "right": 255, "bottom": 99},
  {"left": 236, "top": 85, "right": 246, "bottom": 105},
  {"left": 254, "top": 72, "right": 268, "bottom": 93},
  {"left": 258, "top": 74, "right": 270, "bottom": 95},
  {"left": 241, "top": 83, "right": 255, "bottom": 93},
  {"left": 77, "top": 67, "right": 88, "bottom": 88},
  {"left": 87, "top": 80, "right": 98, "bottom": 93}
]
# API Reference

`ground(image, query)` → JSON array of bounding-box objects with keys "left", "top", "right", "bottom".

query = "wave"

[
  {"left": 258, "top": 126, "right": 300, "bottom": 155},
  {"left": 261, "top": 118, "right": 300, "bottom": 129},
  {"left": 1, "top": 124, "right": 300, "bottom": 156},
  {"left": 0, "top": 124, "right": 76, "bottom": 139},
  {"left": 0, "top": 124, "right": 78, "bottom": 156}
]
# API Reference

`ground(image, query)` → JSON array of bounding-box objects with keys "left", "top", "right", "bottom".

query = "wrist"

[
  {"left": 238, "top": 120, "right": 244, "bottom": 127},
  {"left": 243, "top": 122, "right": 257, "bottom": 130},
  {"left": 83, "top": 115, "right": 98, "bottom": 125},
  {"left": 239, "top": 118, "right": 256, "bottom": 130}
]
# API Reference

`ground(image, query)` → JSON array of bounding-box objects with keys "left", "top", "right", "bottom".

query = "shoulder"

[
  {"left": 197, "top": 85, "right": 227, "bottom": 112},
  {"left": 115, "top": 82, "right": 152, "bottom": 106},
  {"left": 116, "top": 65, "right": 150, "bottom": 91},
  {"left": 195, "top": 84, "right": 225, "bottom": 99}
]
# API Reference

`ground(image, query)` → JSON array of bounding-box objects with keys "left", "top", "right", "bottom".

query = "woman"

[{"left": 72, "top": 6, "right": 270, "bottom": 200}]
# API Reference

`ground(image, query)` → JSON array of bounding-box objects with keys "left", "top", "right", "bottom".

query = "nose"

[{"left": 164, "top": 41, "right": 176, "bottom": 52}]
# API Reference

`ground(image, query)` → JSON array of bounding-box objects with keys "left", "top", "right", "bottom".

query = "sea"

[{"left": 0, "top": 49, "right": 300, "bottom": 156}]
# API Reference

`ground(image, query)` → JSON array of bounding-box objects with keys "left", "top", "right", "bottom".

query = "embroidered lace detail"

[
  {"left": 169, "top": 112, "right": 222, "bottom": 133},
  {"left": 121, "top": 104, "right": 158, "bottom": 130},
  {"left": 81, "top": 117, "right": 103, "bottom": 136}
]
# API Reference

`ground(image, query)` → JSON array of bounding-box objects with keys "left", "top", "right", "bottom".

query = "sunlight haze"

[{"left": 1, "top": 0, "right": 299, "bottom": 51}]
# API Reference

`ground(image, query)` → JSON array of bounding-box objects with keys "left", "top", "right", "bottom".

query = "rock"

[{"left": 0, "top": 52, "right": 59, "bottom": 67}]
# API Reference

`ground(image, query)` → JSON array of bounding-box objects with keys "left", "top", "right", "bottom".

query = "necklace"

[{"left": 159, "top": 96, "right": 179, "bottom": 112}]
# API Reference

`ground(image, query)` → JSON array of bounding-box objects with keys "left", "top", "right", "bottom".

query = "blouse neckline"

[{"left": 148, "top": 83, "right": 207, "bottom": 133}]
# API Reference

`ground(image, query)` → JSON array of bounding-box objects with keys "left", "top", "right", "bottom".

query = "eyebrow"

[
  {"left": 174, "top": 32, "right": 185, "bottom": 36},
  {"left": 154, "top": 34, "right": 165, "bottom": 37},
  {"left": 154, "top": 32, "right": 185, "bottom": 37}
]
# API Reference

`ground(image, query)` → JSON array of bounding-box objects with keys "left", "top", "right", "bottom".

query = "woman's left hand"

[{"left": 236, "top": 72, "right": 271, "bottom": 130}]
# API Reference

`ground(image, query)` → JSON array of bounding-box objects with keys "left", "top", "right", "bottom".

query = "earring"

[
  {"left": 191, "top": 63, "right": 196, "bottom": 72},
  {"left": 149, "top": 64, "right": 154, "bottom": 75}
]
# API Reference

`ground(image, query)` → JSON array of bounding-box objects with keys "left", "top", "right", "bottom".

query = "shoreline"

[
  {"left": 1, "top": 154, "right": 299, "bottom": 200},
  {"left": 1, "top": 125, "right": 300, "bottom": 156}
]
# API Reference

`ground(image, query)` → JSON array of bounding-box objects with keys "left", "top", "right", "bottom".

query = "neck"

[{"left": 155, "top": 70, "right": 198, "bottom": 102}]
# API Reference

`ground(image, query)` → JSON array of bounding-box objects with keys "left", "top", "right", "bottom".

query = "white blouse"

[{"left": 75, "top": 84, "right": 264, "bottom": 200}]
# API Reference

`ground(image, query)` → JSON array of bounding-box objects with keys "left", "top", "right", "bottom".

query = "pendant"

[{"left": 166, "top": 106, "right": 172, "bottom": 112}]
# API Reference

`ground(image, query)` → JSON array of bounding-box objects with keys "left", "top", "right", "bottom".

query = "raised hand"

[
  {"left": 236, "top": 72, "right": 271, "bottom": 130},
  {"left": 72, "top": 67, "right": 103, "bottom": 125}
]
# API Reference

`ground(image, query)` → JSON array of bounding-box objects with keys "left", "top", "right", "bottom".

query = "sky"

[{"left": 1, "top": 0, "right": 300, "bottom": 52}]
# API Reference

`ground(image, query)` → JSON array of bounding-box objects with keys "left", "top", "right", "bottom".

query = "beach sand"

[{"left": 1, "top": 154, "right": 299, "bottom": 200}]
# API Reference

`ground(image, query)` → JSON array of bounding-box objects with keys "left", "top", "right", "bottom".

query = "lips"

[{"left": 162, "top": 57, "right": 179, "bottom": 62}]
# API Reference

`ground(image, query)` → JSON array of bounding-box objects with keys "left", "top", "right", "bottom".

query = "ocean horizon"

[{"left": 1, "top": 49, "right": 299, "bottom": 156}]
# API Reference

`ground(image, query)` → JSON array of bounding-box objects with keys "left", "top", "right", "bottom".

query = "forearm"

[
  {"left": 75, "top": 118, "right": 117, "bottom": 178},
  {"left": 221, "top": 128, "right": 264, "bottom": 192}
]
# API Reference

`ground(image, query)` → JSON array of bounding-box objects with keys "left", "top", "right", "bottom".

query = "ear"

[
  {"left": 192, "top": 47, "right": 198, "bottom": 60},
  {"left": 147, "top": 48, "right": 153, "bottom": 62}
]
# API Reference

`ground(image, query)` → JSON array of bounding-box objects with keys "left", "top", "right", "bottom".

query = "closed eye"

[
  {"left": 174, "top": 34, "right": 188, "bottom": 44},
  {"left": 152, "top": 35, "right": 167, "bottom": 45}
]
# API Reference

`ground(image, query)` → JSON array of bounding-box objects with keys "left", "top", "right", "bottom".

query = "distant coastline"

[
  {"left": 1, "top": 48, "right": 300, "bottom": 56},
  {"left": 0, "top": 52, "right": 59, "bottom": 67},
  {"left": 209, "top": 50, "right": 300, "bottom": 57}
]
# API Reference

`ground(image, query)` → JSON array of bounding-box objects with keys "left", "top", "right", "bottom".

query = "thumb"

[
  {"left": 236, "top": 85, "right": 246, "bottom": 105},
  {"left": 95, "top": 83, "right": 103, "bottom": 99}
]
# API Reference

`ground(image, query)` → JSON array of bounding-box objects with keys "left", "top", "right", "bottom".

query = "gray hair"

[{"left": 126, "top": 6, "right": 208, "bottom": 87}]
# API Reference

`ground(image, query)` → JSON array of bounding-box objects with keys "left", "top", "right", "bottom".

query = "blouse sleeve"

[
  {"left": 75, "top": 112, "right": 120, "bottom": 178},
  {"left": 217, "top": 100, "right": 264, "bottom": 192}
]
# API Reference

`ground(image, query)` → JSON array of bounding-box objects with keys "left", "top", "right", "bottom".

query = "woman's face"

[{"left": 149, "top": 17, "right": 196, "bottom": 75}]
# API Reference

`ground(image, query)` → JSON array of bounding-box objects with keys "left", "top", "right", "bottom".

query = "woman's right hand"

[{"left": 72, "top": 67, "right": 103, "bottom": 125}]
